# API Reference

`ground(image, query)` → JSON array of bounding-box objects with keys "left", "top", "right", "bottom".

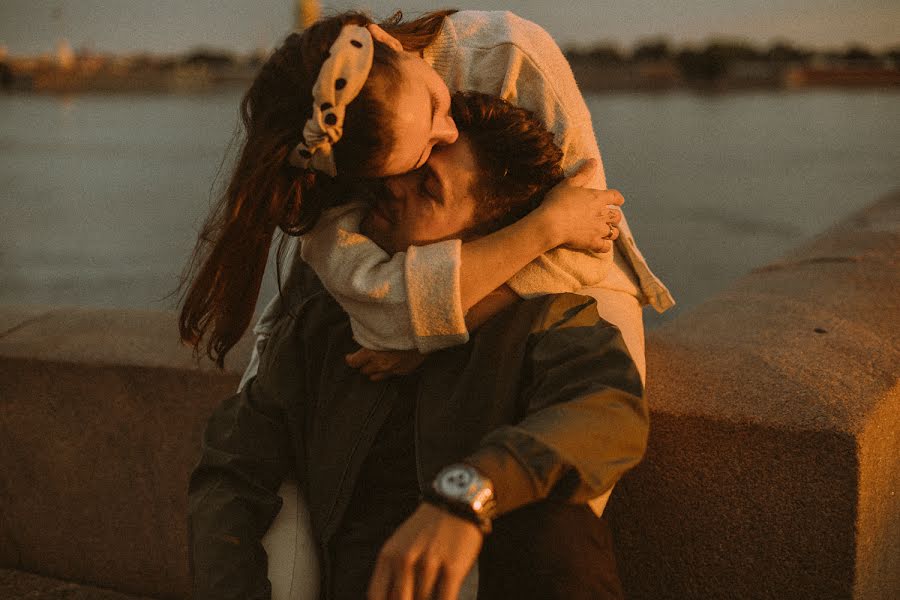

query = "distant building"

[
  {"left": 296, "top": 0, "right": 320, "bottom": 31},
  {"left": 56, "top": 39, "right": 75, "bottom": 69},
  {"left": 0, "top": 46, "right": 11, "bottom": 89}
]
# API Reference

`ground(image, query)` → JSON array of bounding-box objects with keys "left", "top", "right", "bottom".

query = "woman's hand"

[
  {"left": 532, "top": 158, "right": 624, "bottom": 253},
  {"left": 345, "top": 348, "right": 426, "bottom": 381}
]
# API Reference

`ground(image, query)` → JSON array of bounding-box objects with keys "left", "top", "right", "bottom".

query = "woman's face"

[{"left": 377, "top": 54, "right": 458, "bottom": 176}]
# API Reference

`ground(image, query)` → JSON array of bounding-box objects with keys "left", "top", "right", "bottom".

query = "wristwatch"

[{"left": 424, "top": 463, "right": 497, "bottom": 534}]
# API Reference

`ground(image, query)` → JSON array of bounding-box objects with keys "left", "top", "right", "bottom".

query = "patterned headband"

[{"left": 288, "top": 24, "right": 375, "bottom": 177}]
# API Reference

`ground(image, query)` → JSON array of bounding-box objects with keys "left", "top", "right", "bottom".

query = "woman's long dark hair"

[{"left": 178, "top": 10, "right": 455, "bottom": 368}]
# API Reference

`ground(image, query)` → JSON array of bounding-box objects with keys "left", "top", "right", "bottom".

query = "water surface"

[{"left": 1, "top": 89, "right": 898, "bottom": 327}]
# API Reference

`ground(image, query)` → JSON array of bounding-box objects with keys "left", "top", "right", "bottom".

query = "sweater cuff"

[
  {"left": 405, "top": 240, "right": 469, "bottom": 353},
  {"left": 464, "top": 444, "right": 539, "bottom": 518},
  {"left": 507, "top": 247, "right": 610, "bottom": 299}
]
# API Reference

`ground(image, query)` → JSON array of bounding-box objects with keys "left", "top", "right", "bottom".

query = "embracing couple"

[{"left": 182, "top": 9, "right": 673, "bottom": 600}]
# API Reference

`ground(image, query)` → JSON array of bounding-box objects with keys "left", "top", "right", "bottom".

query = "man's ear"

[{"left": 367, "top": 24, "right": 404, "bottom": 53}]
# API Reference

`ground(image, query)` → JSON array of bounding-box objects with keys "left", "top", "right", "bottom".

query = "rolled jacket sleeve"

[{"left": 464, "top": 294, "right": 648, "bottom": 516}]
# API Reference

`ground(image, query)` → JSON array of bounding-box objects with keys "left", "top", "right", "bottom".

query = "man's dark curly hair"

[{"left": 450, "top": 91, "right": 565, "bottom": 237}]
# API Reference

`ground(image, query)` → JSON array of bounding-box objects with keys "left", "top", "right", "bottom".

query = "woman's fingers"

[
  {"left": 347, "top": 349, "right": 426, "bottom": 381},
  {"left": 345, "top": 348, "right": 371, "bottom": 368},
  {"left": 369, "top": 364, "right": 405, "bottom": 381},
  {"left": 360, "top": 362, "right": 381, "bottom": 377},
  {"left": 606, "top": 207, "right": 623, "bottom": 225},
  {"left": 605, "top": 189, "right": 625, "bottom": 206},
  {"left": 593, "top": 239, "right": 613, "bottom": 253}
]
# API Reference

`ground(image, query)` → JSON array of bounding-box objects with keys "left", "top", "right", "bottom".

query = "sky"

[{"left": 1, "top": 0, "right": 898, "bottom": 56}]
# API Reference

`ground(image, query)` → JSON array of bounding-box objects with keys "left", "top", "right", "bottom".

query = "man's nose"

[{"left": 434, "top": 114, "right": 458, "bottom": 145}]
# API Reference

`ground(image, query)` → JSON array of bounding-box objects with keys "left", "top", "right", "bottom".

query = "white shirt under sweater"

[{"left": 243, "top": 10, "right": 674, "bottom": 386}]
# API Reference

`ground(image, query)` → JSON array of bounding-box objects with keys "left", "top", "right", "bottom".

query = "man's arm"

[
  {"left": 367, "top": 294, "right": 647, "bottom": 600},
  {"left": 188, "top": 375, "right": 292, "bottom": 600},
  {"left": 465, "top": 293, "right": 648, "bottom": 516}
]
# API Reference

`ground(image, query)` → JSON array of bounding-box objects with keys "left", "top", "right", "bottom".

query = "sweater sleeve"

[
  {"left": 501, "top": 37, "right": 617, "bottom": 297},
  {"left": 300, "top": 203, "right": 468, "bottom": 352},
  {"left": 431, "top": 11, "right": 614, "bottom": 298}
]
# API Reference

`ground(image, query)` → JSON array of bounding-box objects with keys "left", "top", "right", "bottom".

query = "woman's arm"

[
  {"left": 299, "top": 163, "right": 622, "bottom": 359},
  {"left": 459, "top": 159, "right": 621, "bottom": 311},
  {"left": 346, "top": 164, "right": 625, "bottom": 378}
]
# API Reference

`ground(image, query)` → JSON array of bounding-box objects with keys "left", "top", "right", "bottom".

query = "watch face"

[{"left": 437, "top": 466, "right": 474, "bottom": 499}]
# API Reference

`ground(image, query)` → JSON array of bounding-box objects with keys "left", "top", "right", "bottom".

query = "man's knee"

[{"left": 478, "top": 500, "right": 623, "bottom": 599}]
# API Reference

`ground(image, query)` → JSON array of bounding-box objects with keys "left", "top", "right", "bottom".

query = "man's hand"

[
  {"left": 368, "top": 503, "right": 483, "bottom": 600},
  {"left": 346, "top": 348, "right": 426, "bottom": 381}
]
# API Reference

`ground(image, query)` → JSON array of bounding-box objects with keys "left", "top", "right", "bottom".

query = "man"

[{"left": 189, "top": 92, "right": 648, "bottom": 600}]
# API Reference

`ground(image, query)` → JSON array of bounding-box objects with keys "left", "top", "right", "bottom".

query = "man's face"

[{"left": 361, "top": 135, "right": 480, "bottom": 255}]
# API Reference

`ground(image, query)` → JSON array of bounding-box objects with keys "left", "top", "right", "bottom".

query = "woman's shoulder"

[
  {"left": 447, "top": 10, "right": 557, "bottom": 51},
  {"left": 299, "top": 200, "right": 368, "bottom": 260},
  {"left": 444, "top": 11, "right": 573, "bottom": 100},
  {"left": 442, "top": 11, "right": 589, "bottom": 129}
]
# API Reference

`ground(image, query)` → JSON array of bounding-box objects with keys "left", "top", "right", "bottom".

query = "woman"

[
  {"left": 179, "top": 11, "right": 631, "bottom": 378},
  {"left": 182, "top": 8, "right": 673, "bottom": 600},
  {"left": 241, "top": 10, "right": 672, "bottom": 384}
]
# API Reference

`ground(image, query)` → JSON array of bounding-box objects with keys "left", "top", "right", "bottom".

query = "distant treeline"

[
  {"left": 4, "top": 39, "right": 898, "bottom": 94},
  {"left": 565, "top": 39, "right": 899, "bottom": 83}
]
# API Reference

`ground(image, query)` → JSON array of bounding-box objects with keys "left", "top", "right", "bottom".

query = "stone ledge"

[
  {"left": 607, "top": 192, "right": 899, "bottom": 599},
  {"left": 0, "top": 305, "right": 58, "bottom": 339},
  {"left": 0, "top": 307, "right": 257, "bottom": 598},
  {"left": 0, "top": 305, "right": 255, "bottom": 375},
  {"left": 646, "top": 192, "right": 898, "bottom": 431},
  {"left": 0, "top": 357, "right": 235, "bottom": 598},
  {"left": 0, "top": 568, "right": 155, "bottom": 600}
]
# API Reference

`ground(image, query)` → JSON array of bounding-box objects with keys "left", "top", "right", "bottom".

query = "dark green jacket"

[{"left": 188, "top": 272, "right": 647, "bottom": 599}]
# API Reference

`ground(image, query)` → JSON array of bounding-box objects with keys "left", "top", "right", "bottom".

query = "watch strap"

[{"left": 420, "top": 489, "right": 493, "bottom": 535}]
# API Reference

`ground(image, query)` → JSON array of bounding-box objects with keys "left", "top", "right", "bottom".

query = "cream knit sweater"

[{"left": 246, "top": 11, "right": 674, "bottom": 371}]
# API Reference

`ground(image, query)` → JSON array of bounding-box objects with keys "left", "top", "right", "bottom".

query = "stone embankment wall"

[
  {"left": 0, "top": 308, "right": 253, "bottom": 598},
  {"left": 0, "top": 193, "right": 897, "bottom": 599},
  {"left": 608, "top": 192, "right": 899, "bottom": 599}
]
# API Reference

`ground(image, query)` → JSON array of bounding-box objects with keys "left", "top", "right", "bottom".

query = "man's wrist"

[
  {"left": 420, "top": 490, "right": 491, "bottom": 534},
  {"left": 427, "top": 463, "right": 497, "bottom": 535}
]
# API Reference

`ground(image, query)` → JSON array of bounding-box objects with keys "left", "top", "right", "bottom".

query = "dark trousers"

[
  {"left": 477, "top": 500, "right": 624, "bottom": 600},
  {"left": 329, "top": 499, "right": 624, "bottom": 600}
]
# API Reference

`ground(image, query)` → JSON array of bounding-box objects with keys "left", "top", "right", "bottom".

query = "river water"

[{"left": 1, "top": 89, "right": 898, "bottom": 326}]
